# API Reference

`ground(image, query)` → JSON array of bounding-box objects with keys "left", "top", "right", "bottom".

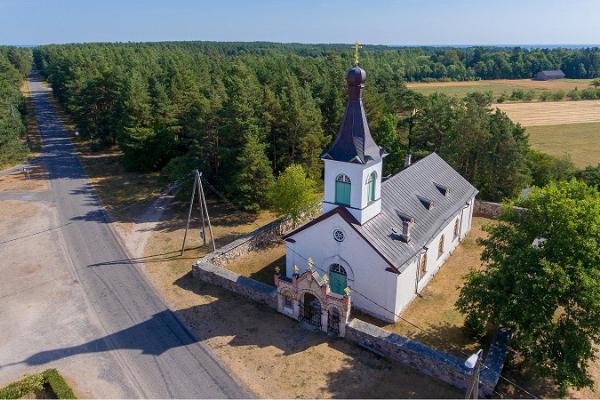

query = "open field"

[
  {"left": 497, "top": 100, "right": 600, "bottom": 126},
  {"left": 526, "top": 123, "right": 600, "bottom": 168},
  {"left": 407, "top": 78, "right": 592, "bottom": 98}
]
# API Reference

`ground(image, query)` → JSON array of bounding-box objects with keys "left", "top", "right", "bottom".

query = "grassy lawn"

[
  {"left": 353, "top": 217, "right": 495, "bottom": 357},
  {"left": 0, "top": 369, "right": 76, "bottom": 399},
  {"left": 224, "top": 242, "right": 286, "bottom": 286},
  {"left": 526, "top": 122, "right": 600, "bottom": 168},
  {"left": 407, "top": 78, "right": 592, "bottom": 99}
]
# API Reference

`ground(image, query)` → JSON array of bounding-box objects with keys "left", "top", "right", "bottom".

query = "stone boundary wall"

[
  {"left": 345, "top": 319, "right": 508, "bottom": 397},
  {"left": 191, "top": 208, "right": 509, "bottom": 397},
  {"left": 474, "top": 199, "right": 526, "bottom": 219},
  {"left": 192, "top": 259, "right": 278, "bottom": 309},
  {"left": 208, "top": 208, "right": 321, "bottom": 267}
]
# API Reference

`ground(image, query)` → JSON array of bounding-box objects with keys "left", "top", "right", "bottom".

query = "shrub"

[
  {"left": 538, "top": 91, "right": 552, "bottom": 102},
  {"left": 43, "top": 369, "right": 76, "bottom": 399},
  {"left": 567, "top": 88, "right": 581, "bottom": 100},
  {"left": 0, "top": 369, "right": 75, "bottom": 399},
  {"left": 551, "top": 90, "right": 565, "bottom": 101}
]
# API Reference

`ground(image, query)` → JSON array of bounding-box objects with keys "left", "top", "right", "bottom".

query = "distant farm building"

[{"left": 534, "top": 70, "right": 565, "bottom": 80}]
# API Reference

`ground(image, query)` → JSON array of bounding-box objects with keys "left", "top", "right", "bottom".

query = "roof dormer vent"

[
  {"left": 417, "top": 195, "right": 434, "bottom": 210},
  {"left": 434, "top": 183, "right": 449, "bottom": 196}
]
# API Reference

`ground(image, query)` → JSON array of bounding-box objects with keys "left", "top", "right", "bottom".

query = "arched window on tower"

[
  {"left": 335, "top": 174, "right": 351, "bottom": 206},
  {"left": 366, "top": 171, "right": 377, "bottom": 203}
]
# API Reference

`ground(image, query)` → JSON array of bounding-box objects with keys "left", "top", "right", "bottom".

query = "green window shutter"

[
  {"left": 330, "top": 272, "right": 347, "bottom": 295},
  {"left": 335, "top": 181, "right": 351, "bottom": 206},
  {"left": 370, "top": 178, "right": 376, "bottom": 202}
]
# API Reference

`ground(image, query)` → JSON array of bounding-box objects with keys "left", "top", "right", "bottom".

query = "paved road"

[{"left": 17, "top": 76, "right": 248, "bottom": 398}]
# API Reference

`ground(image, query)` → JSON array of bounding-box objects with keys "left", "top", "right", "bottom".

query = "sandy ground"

[
  {"left": 496, "top": 100, "right": 600, "bottom": 126},
  {"left": 0, "top": 190, "right": 135, "bottom": 398}
]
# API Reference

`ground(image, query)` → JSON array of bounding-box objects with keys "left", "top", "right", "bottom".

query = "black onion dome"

[
  {"left": 346, "top": 65, "right": 366, "bottom": 86},
  {"left": 321, "top": 65, "right": 386, "bottom": 164}
]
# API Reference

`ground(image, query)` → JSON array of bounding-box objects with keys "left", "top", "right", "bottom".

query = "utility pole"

[
  {"left": 464, "top": 349, "right": 483, "bottom": 399},
  {"left": 181, "top": 170, "right": 216, "bottom": 255}
]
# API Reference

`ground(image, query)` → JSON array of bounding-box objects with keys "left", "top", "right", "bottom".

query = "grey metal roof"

[
  {"left": 534, "top": 70, "right": 565, "bottom": 80},
  {"left": 321, "top": 66, "right": 385, "bottom": 164},
  {"left": 349, "top": 152, "right": 478, "bottom": 272}
]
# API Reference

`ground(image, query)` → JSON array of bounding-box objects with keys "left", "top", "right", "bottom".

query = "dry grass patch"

[
  {"left": 224, "top": 242, "right": 285, "bottom": 286},
  {"left": 496, "top": 100, "right": 600, "bottom": 126},
  {"left": 0, "top": 164, "right": 48, "bottom": 192}
]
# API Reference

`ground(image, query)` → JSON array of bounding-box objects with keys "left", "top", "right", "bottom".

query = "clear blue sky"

[{"left": 1, "top": 0, "right": 599, "bottom": 46}]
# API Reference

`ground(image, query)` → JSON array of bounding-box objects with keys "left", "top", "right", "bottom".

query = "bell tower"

[{"left": 320, "top": 54, "right": 386, "bottom": 225}]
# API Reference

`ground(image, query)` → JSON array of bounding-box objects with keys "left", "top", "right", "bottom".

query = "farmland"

[
  {"left": 496, "top": 100, "right": 600, "bottom": 126},
  {"left": 526, "top": 123, "right": 600, "bottom": 168},
  {"left": 407, "top": 78, "right": 593, "bottom": 99},
  {"left": 494, "top": 100, "right": 600, "bottom": 167}
]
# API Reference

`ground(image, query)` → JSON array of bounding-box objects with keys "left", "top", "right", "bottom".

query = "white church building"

[{"left": 280, "top": 63, "right": 478, "bottom": 325}]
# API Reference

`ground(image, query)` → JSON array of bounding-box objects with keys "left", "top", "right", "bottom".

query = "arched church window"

[
  {"left": 438, "top": 235, "right": 445, "bottom": 259},
  {"left": 335, "top": 174, "right": 351, "bottom": 206},
  {"left": 366, "top": 171, "right": 377, "bottom": 203},
  {"left": 329, "top": 263, "right": 348, "bottom": 295}
]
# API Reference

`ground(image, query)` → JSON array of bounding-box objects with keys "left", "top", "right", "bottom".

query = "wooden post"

[
  {"left": 181, "top": 174, "right": 197, "bottom": 255},
  {"left": 198, "top": 174, "right": 216, "bottom": 251},
  {"left": 196, "top": 171, "right": 206, "bottom": 245}
]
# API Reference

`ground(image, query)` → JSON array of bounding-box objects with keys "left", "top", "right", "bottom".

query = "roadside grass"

[
  {"left": 526, "top": 122, "right": 600, "bottom": 168},
  {"left": 0, "top": 369, "right": 76, "bottom": 399},
  {"left": 407, "top": 78, "right": 592, "bottom": 100},
  {"left": 21, "top": 80, "right": 42, "bottom": 156},
  {"left": 0, "top": 163, "right": 48, "bottom": 192}
]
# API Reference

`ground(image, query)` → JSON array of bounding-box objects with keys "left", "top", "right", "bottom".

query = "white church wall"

[
  {"left": 285, "top": 213, "right": 398, "bottom": 322},
  {"left": 393, "top": 197, "right": 477, "bottom": 316}
]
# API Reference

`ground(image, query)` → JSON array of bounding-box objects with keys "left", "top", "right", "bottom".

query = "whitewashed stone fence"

[{"left": 191, "top": 209, "right": 509, "bottom": 397}]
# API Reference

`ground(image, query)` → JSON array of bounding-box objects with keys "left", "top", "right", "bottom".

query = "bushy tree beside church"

[{"left": 457, "top": 180, "right": 600, "bottom": 392}]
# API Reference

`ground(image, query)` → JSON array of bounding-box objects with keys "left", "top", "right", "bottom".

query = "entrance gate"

[
  {"left": 301, "top": 293, "right": 321, "bottom": 328},
  {"left": 328, "top": 307, "right": 340, "bottom": 335}
]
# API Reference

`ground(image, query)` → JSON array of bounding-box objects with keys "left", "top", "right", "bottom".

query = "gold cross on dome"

[{"left": 353, "top": 42, "right": 362, "bottom": 65}]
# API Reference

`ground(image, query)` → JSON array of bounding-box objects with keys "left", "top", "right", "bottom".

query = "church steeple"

[
  {"left": 320, "top": 62, "right": 385, "bottom": 164},
  {"left": 321, "top": 54, "right": 386, "bottom": 225}
]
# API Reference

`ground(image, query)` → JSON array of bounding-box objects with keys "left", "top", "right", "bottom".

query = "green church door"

[{"left": 329, "top": 264, "right": 348, "bottom": 295}]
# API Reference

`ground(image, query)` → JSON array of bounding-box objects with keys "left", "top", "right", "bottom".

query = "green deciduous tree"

[
  {"left": 268, "top": 164, "right": 318, "bottom": 223},
  {"left": 456, "top": 180, "right": 600, "bottom": 392}
]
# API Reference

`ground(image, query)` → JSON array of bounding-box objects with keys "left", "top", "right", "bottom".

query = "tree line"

[
  {"left": 33, "top": 42, "right": 594, "bottom": 208},
  {"left": 0, "top": 46, "right": 32, "bottom": 168}
]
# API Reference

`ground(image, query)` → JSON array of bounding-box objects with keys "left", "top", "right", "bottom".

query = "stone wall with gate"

[{"left": 192, "top": 209, "right": 509, "bottom": 397}]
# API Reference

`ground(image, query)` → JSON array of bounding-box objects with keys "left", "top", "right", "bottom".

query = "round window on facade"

[{"left": 333, "top": 229, "right": 345, "bottom": 242}]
